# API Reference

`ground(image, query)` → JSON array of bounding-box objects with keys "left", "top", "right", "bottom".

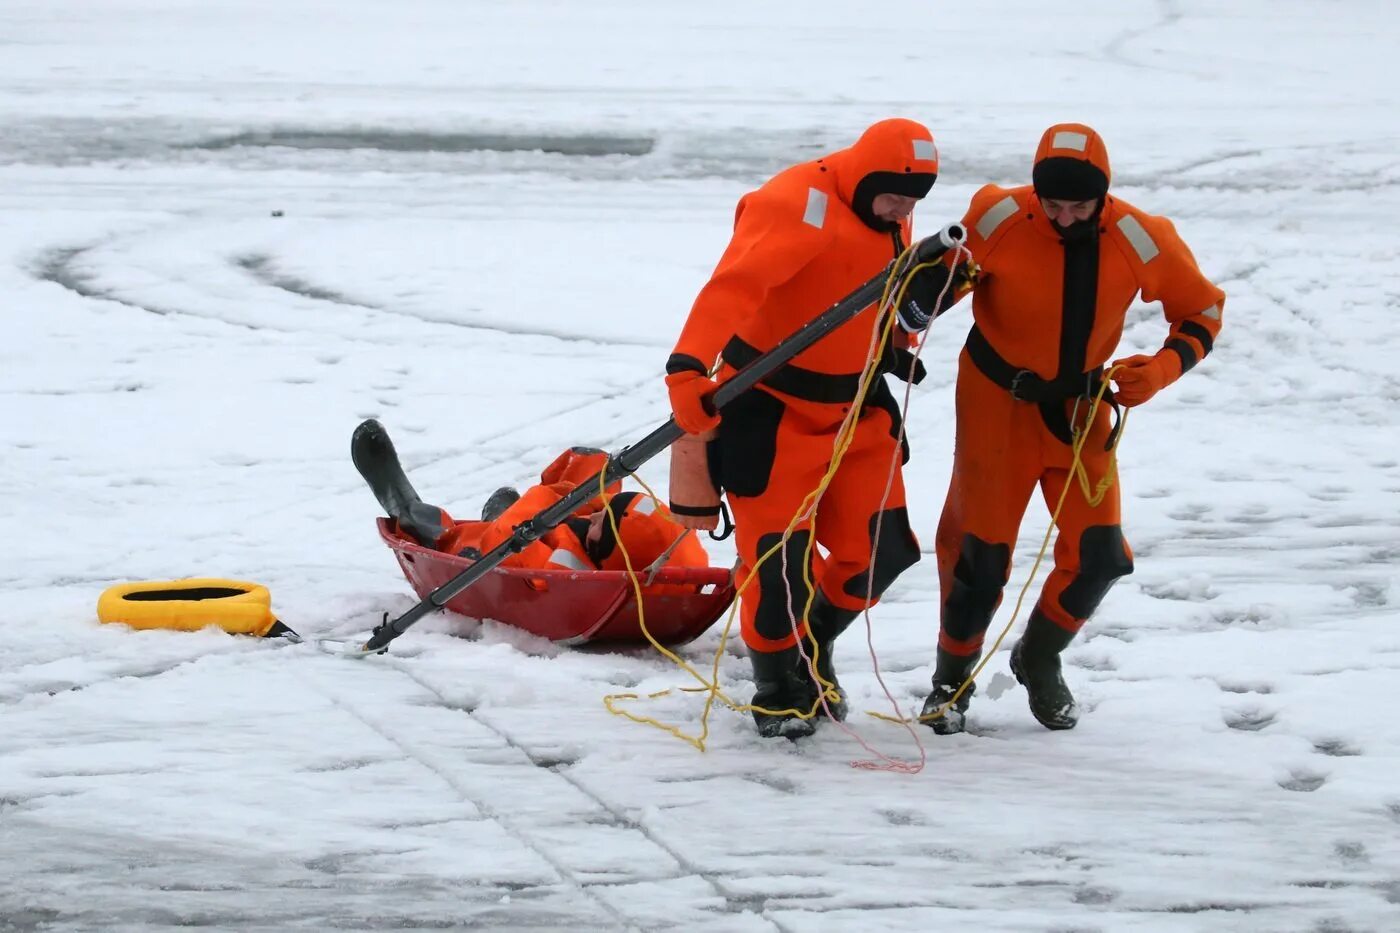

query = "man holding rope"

[
  {"left": 663, "top": 118, "right": 962, "bottom": 739},
  {"left": 903, "top": 123, "right": 1226, "bottom": 733}
]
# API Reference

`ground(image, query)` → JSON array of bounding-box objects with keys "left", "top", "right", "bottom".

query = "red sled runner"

[{"left": 378, "top": 518, "right": 735, "bottom": 647}]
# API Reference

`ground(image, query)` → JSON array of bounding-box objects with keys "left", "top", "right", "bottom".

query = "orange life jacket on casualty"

[
  {"left": 669, "top": 118, "right": 939, "bottom": 386},
  {"left": 436, "top": 448, "right": 708, "bottom": 575},
  {"left": 960, "top": 123, "right": 1225, "bottom": 388}
]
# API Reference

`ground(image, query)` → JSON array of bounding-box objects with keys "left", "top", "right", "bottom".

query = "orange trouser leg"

[
  {"left": 814, "top": 400, "right": 919, "bottom": 613},
  {"left": 935, "top": 360, "right": 1043, "bottom": 657},
  {"left": 1034, "top": 404, "right": 1134, "bottom": 633},
  {"left": 723, "top": 388, "right": 919, "bottom": 652}
]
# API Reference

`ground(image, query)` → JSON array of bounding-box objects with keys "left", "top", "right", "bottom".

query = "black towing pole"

[{"left": 353, "top": 223, "right": 966, "bottom": 654}]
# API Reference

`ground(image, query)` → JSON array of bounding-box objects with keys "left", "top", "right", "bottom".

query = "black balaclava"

[
  {"left": 851, "top": 170, "right": 937, "bottom": 232},
  {"left": 1033, "top": 156, "right": 1108, "bottom": 240}
]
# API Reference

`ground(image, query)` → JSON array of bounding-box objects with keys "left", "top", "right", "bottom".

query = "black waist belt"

[
  {"left": 965, "top": 325, "right": 1103, "bottom": 403},
  {"left": 964, "top": 325, "right": 1120, "bottom": 449},
  {"left": 721, "top": 336, "right": 866, "bottom": 404}
]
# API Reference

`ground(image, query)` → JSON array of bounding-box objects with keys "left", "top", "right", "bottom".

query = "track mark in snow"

[
  {"left": 1073, "top": 885, "right": 1119, "bottom": 905},
  {"left": 1162, "top": 901, "right": 1279, "bottom": 914},
  {"left": 1311, "top": 738, "right": 1363, "bottom": 758},
  {"left": 1278, "top": 770, "right": 1329, "bottom": 793},
  {"left": 1208, "top": 604, "right": 1284, "bottom": 630},
  {"left": 0, "top": 908, "right": 62, "bottom": 930},
  {"left": 876, "top": 809, "right": 925, "bottom": 827},
  {"left": 1166, "top": 148, "right": 1268, "bottom": 177},
  {"left": 1097, "top": 0, "right": 1201, "bottom": 78},
  {"left": 1342, "top": 580, "right": 1389, "bottom": 608},
  {"left": 1069, "top": 651, "right": 1117, "bottom": 672},
  {"left": 1217, "top": 680, "right": 1274, "bottom": 695},
  {"left": 1167, "top": 501, "right": 1212, "bottom": 521},
  {"left": 31, "top": 245, "right": 196, "bottom": 323},
  {"left": 1332, "top": 841, "right": 1370, "bottom": 866},
  {"left": 308, "top": 661, "right": 777, "bottom": 930},
  {"left": 525, "top": 752, "right": 580, "bottom": 771},
  {"left": 742, "top": 773, "right": 798, "bottom": 795},
  {"left": 301, "top": 672, "right": 640, "bottom": 931},
  {"left": 234, "top": 254, "right": 378, "bottom": 308},
  {"left": 1224, "top": 708, "right": 1277, "bottom": 732},
  {"left": 233, "top": 251, "right": 660, "bottom": 347},
  {"left": 396, "top": 670, "right": 780, "bottom": 927},
  {"left": 0, "top": 653, "right": 250, "bottom": 706},
  {"left": 300, "top": 756, "right": 394, "bottom": 773},
  {"left": 963, "top": 722, "right": 1003, "bottom": 738},
  {"left": 33, "top": 766, "right": 165, "bottom": 780}
]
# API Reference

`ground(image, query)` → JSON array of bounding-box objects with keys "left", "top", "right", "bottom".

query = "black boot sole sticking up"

[{"left": 350, "top": 419, "right": 449, "bottom": 548}]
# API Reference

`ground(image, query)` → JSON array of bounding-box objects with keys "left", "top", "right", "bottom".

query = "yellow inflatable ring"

[{"left": 97, "top": 578, "right": 278, "bottom": 636}]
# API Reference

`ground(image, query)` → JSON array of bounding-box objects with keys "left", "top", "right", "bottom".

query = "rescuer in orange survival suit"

[
  {"left": 898, "top": 124, "right": 1226, "bottom": 733},
  {"left": 663, "top": 118, "right": 959, "bottom": 739},
  {"left": 352, "top": 420, "right": 708, "bottom": 579}
]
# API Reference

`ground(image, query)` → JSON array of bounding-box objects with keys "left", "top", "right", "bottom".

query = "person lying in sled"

[{"left": 351, "top": 419, "right": 709, "bottom": 576}]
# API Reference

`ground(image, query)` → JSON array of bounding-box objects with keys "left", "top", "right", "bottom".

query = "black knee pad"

[
  {"left": 1057, "top": 524, "right": 1134, "bottom": 620},
  {"left": 942, "top": 533, "right": 1011, "bottom": 641},
  {"left": 752, "top": 530, "right": 817, "bottom": 643},
  {"left": 842, "top": 506, "right": 920, "bottom": 601}
]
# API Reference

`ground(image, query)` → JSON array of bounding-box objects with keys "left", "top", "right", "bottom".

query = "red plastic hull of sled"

[{"left": 377, "top": 519, "right": 735, "bottom": 646}]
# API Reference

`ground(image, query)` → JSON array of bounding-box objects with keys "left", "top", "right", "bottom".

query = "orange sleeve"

[
  {"left": 1138, "top": 216, "right": 1226, "bottom": 374},
  {"left": 477, "top": 484, "right": 566, "bottom": 554},
  {"left": 920, "top": 184, "right": 1014, "bottom": 317},
  {"left": 668, "top": 188, "right": 829, "bottom": 374}
]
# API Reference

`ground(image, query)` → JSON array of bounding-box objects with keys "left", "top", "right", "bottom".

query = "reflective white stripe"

[
  {"left": 633, "top": 496, "right": 656, "bottom": 516},
  {"left": 547, "top": 549, "right": 590, "bottom": 571},
  {"left": 1052, "top": 130, "right": 1089, "bottom": 152},
  {"left": 912, "top": 138, "right": 937, "bottom": 162},
  {"left": 975, "top": 196, "right": 1020, "bottom": 240},
  {"left": 802, "top": 188, "right": 827, "bottom": 229},
  {"left": 1117, "top": 215, "right": 1160, "bottom": 263},
  {"left": 1201, "top": 304, "right": 1222, "bottom": 320}
]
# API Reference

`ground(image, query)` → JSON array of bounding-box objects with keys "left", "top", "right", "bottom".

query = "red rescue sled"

[{"left": 377, "top": 518, "right": 735, "bottom": 647}]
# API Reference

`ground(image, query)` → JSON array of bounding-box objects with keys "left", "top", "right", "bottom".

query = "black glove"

[
  {"left": 890, "top": 348, "right": 926, "bottom": 384},
  {"left": 895, "top": 265, "right": 954, "bottom": 333},
  {"left": 895, "top": 261, "right": 978, "bottom": 333}
]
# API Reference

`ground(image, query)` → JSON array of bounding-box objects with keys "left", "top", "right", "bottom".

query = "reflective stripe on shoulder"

[
  {"left": 632, "top": 496, "right": 656, "bottom": 516},
  {"left": 1052, "top": 130, "right": 1089, "bottom": 151},
  {"left": 547, "top": 549, "right": 590, "bottom": 571},
  {"left": 1201, "top": 303, "right": 1222, "bottom": 321},
  {"left": 1116, "top": 215, "right": 1160, "bottom": 264},
  {"left": 802, "top": 188, "right": 828, "bottom": 229},
  {"left": 975, "top": 195, "right": 1020, "bottom": 240}
]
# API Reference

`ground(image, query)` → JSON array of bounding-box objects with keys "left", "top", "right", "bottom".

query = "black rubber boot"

[
  {"left": 802, "top": 592, "right": 860, "bottom": 721},
  {"left": 750, "top": 646, "right": 817, "bottom": 740},
  {"left": 350, "top": 419, "right": 448, "bottom": 547},
  {"left": 921, "top": 648, "right": 980, "bottom": 735},
  {"left": 1009, "top": 609, "right": 1080, "bottom": 730},
  {"left": 480, "top": 486, "right": 521, "bottom": 522}
]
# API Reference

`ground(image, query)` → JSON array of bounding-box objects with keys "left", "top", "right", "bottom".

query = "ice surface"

[{"left": 3, "top": 2, "right": 1398, "bottom": 930}]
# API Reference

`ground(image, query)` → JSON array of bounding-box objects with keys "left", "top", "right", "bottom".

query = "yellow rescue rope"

[
  {"left": 873, "top": 365, "right": 1128, "bottom": 727},
  {"left": 601, "top": 243, "right": 953, "bottom": 748}
]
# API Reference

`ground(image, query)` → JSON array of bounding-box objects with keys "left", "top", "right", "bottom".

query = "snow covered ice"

[{"left": 3, "top": 1, "right": 1399, "bottom": 930}]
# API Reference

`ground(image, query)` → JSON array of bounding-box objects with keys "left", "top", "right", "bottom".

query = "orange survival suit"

[
  {"left": 922, "top": 123, "right": 1225, "bottom": 732},
  {"left": 666, "top": 119, "right": 940, "bottom": 736},
  {"left": 432, "top": 447, "right": 708, "bottom": 576}
]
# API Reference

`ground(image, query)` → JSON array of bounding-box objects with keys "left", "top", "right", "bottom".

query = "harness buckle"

[{"left": 1009, "top": 370, "right": 1039, "bottom": 402}]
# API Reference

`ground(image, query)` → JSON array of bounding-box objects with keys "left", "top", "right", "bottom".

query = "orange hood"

[
  {"left": 822, "top": 118, "right": 939, "bottom": 231},
  {"left": 1031, "top": 123, "right": 1111, "bottom": 201}
]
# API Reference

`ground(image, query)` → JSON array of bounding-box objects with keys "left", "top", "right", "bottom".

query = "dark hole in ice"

[{"left": 186, "top": 129, "right": 655, "bottom": 157}]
